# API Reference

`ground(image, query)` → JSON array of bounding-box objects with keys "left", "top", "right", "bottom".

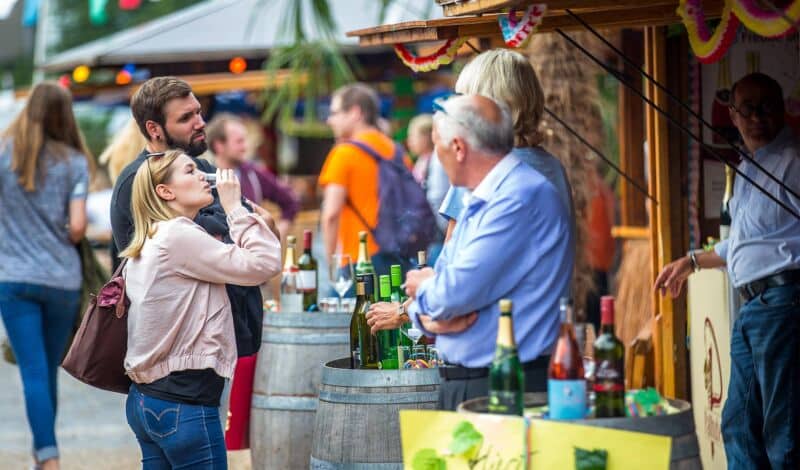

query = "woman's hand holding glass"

[{"left": 216, "top": 169, "right": 243, "bottom": 215}]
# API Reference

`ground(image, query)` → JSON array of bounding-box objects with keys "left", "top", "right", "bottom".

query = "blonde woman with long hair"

[
  {"left": 0, "top": 81, "right": 94, "bottom": 470},
  {"left": 120, "top": 149, "right": 280, "bottom": 468}
]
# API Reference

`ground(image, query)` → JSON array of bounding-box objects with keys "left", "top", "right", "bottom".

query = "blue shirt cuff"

[
  {"left": 407, "top": 301, "right": 435, "bottom": 338},
  {"left": 714, "top": 239, "right": 729, "bottom": 262}
]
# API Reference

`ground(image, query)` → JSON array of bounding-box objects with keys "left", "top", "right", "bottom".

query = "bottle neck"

[
  {"left": 357, "top": 239, "right": 370, "bottom": 264},
  {"left": 303, "top": 233, "right": 312, "bottom": 253},
  {"left": 496, "top": 314, "right": 516, "bottom": 348},
  {"left": 722, "top": 166, "right": 734, "bottom": 203},
  {"left": 284, "top": 245, "right": 296, "bottom": 270}
]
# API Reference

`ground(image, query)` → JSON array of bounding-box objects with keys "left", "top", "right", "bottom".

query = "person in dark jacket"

[{"left": 109, "top": 76, "right": 265, "bottom": 362}]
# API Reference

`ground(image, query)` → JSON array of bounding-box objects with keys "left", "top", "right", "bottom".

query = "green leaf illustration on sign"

[
  {"left": 449, "top": 421, "right": 484, "bottom": 461},
  {"left": 412, "top": 448, "right": 446, "bottom": 470}
]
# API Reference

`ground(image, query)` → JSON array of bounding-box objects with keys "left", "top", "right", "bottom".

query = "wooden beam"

[
  {"left": 645, "top": 26, "right": 683, "bottom": 399},
  {"left": 349, "top": 2, "right": 724, "bottom": 46},
  {"left": 441, "top": 0, "right": 682, "bottom": 17},
  {"left": 618, "top": 29, "right": 647, "bottom": 227}
]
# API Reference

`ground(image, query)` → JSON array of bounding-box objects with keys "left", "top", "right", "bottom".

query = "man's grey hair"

[{"left": 433, "top": 95, "right": 514, "bottom": 157}]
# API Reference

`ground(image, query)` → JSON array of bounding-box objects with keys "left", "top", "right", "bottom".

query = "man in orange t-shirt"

[{"left": 319, "top": 83, "right": 411, "bottom": 275}]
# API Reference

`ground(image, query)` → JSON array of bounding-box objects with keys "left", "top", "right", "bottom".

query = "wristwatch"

[
  {"left": 397, "top": 303, "right": 410, "bottom": 323},
  {"left": 688, "top": 250, "right": 701, "bottom": 272}
]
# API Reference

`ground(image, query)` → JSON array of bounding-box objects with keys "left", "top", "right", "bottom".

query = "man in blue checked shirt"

[
  {"left": 403, "top": 94, "right": 574, "bottom": 411},
  {"left": 655, "top": 73, "right": 800, "bottom": 469}
]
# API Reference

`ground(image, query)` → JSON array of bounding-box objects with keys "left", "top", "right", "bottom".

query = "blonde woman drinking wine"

[{"left": 120, "top": 150, "right": 281, "bottom": 468}]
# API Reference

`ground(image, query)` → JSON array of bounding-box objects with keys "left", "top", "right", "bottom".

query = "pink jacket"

[{"left": 123, "top": 207, "right": 281, "bottom": 383}]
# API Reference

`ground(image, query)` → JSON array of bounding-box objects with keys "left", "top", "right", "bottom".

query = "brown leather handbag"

[{"left": 62, "top": 258, "right": 132, "bottom": 394}]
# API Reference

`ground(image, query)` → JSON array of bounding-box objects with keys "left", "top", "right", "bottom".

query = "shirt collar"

[
  {"left": 470, "top": 153, "right": 520, "bottom": 203},
  {"left": 754, "top": 127, "right": 793, "bottom": 160}
]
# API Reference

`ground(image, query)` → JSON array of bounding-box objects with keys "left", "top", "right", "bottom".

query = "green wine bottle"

[
  {"left": 593, "top": 296, "right": 626, "bottom": 418},
  {"left": 488, "top": 299, "right": 525, "bottom": 416},
  {"left": 350, "top": 278, "right": 366, "bottom": 369},
  {"left": 357, "top": 274, "right": 380, "bottom": 369},
  {"left": 355, "top": 231, "right": 377, "bottom": 290},
  {"left": 390, "top": 264, "right": 412, "bottom": 367},
  {"left": 377, "top": 275, "right": 399, "bottom": 370},
  {"left": 297, "top": 229, "right": 318, "bottom": 311}
]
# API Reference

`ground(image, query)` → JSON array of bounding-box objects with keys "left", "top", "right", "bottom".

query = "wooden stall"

[{"left": 345, "top": 0, "right": 729, "bottom": 402}]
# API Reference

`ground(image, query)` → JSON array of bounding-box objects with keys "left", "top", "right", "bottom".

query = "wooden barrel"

[
  {"left": 459, "top": 393, "right": 701, "bottom": 470},
  {"left": 310, "top": 358, "right": 440, "bottom": 469},
  {"left": 250, "top": 313, "right": 351, "bottom": 470}
]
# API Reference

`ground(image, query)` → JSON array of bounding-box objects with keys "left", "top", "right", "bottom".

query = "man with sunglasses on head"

[
  {"left": 655, "top": 72, "right": 800, "bottom": 469},
  {"left": 110, "top": 77, "right": 272, "bottom": 421}
]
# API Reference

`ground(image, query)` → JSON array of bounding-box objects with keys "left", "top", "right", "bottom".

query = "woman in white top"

[{"left": 119, "top": 149, "right": 281, "bottom": 469}]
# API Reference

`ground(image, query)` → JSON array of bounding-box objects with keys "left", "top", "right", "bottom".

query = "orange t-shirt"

[{"left": 318, "top": 129, "right": 411, "bottom": 261}]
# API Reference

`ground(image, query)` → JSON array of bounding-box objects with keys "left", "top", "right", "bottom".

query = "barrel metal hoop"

[
  {"left": 321, "top": 365, "right": 440, "bottom": 387},
  {"left": 318, "top": 390, "right": 438, "bottom": 405},
  {"left": 310, "top": 456, "right": 402, "bottom": 470},
  {"left": 263, "top": 332, "right": 350, "bottom": 345},
  {"left": 252, "top": 394, "right": 318, "bottom": 411},
  {"left": 264, "top": 313, "right": 351, "bottom": 328}
]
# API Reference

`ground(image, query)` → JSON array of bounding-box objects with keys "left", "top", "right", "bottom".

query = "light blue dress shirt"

[
  {"left": 408, "top": 154, "right": 574, "bottom": 367},
  {"left": 714, "top": 127, "right": 800, "bottom": 287},
  {"left": 439, "top": 146, "right": 575, "bottom": 228},
  {"left": 425, "top": 150, "right": 451, "bottom": 234}
]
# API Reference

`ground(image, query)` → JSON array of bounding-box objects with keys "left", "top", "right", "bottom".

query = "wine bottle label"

[
  {"left": 593, "top": 358, "right": 624, "bottom": 392},
  {"left": 297, "top": 270, "right": 317, "bottom": 291},
  {"left": 488, "top": 390, "right": 523, "bottom": 415},
  {"left": 548, "top": 379, "right": 587, "bottom": 419}
]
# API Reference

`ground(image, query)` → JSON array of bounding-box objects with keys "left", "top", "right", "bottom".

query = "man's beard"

[{"left": 164, "top": 129, "right": 208, "bottom": 157}]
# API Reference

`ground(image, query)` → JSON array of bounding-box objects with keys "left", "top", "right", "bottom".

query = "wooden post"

[
  {"left": 617, "top": 29, "right": 647, "bottom": 228},
  {"left": 644, "top": 26, "right": 688, "bottom": 399}
]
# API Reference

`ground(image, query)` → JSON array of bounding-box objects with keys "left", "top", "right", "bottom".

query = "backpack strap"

[{"left": 340, "top": 139, "right": 402, "bottom": 237}]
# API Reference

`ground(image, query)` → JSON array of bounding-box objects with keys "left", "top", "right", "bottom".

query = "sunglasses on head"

[{"left": 432, "top": 93, "right": 471, "bottom": 131}]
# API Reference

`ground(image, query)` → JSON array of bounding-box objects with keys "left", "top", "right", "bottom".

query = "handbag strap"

[{"left": 112, "top": 257, "right": 129, "bottom": 319}]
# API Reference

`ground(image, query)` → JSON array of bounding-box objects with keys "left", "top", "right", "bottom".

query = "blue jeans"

[
  {"left": 721, "top": 284, "right": 800, "bottom": 469},
  {"left": 126, "top": 385, "right": 227, "bottom": 469},
  {"left": 0, "top": 282, "right": 80, "bottom": 463}
]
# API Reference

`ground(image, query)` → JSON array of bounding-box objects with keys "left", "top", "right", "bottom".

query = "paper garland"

[
  {"left": 731, "top": 0, "right": 800, "bottom": 37},
  {"left": 394, "top": 38, "right": 466, "bottom": 73},
  {"left": 681, "top": 0, "right": 800, "bottom": 63},
  {"left": 679, "top": 0, "right": 740, "bottom": 64},
  {"left": 498, "top": 4, "right": 547, "bottom": 48}
]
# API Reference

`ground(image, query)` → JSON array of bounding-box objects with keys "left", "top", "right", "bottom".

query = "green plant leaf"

[
  {"left": 449, "top": 421, "right": 484, "bottom": 460},
  {"left": 574, "top": 447, "right": 608, "bottom": 470},
  {"left": 412, "top": 448, "right": 447, "bottom": 470}
]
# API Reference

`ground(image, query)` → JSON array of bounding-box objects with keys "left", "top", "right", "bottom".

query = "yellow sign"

[
  {"left": 400, "top": 410, "right": 672, "bottom": 469},
  {"left": 529, "top": 419, "right": 671, "bottom": 470},
  {"left": 400, "top": 410, "right": 526, "bottom": 469}
]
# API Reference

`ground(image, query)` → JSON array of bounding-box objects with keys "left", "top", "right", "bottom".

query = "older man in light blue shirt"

[
  {"left": 404, "top": 94, "right": 573, "bottom": 410},
  {"left": 655, "top": 73, "right": 800, "bottom": 469}
]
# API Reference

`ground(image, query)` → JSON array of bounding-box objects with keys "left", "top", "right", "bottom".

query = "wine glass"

[{"left": 329, "top": 254, "right": 354, "bottom": 311}]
